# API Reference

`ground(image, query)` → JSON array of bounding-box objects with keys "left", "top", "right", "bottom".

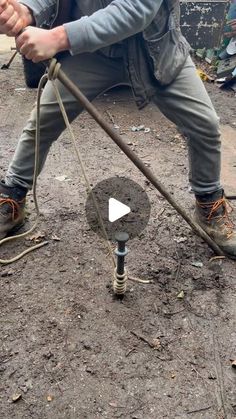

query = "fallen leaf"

[
  {"left": 196, "top": 68, "right": 214, "bottom": 82},
  {"left": 28, "top": 231, "right": 46, "bottom": 243}
]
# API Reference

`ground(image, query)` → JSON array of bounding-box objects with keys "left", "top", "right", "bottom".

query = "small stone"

[
  {"left": 152, "top": 338, "right": 161, "bottom": 350},
  {"left": 83, "top": 342, "right": 92, "bottom": 350},
  {"left": 43, "top": 351, "right": 53, "bottom": 359},
  {"left": 174, "top": 236, "right": 187, "bottom": 243},
  {"left": 109, "top": 402, "right": 118, "bottom": 408},
  {"left": 177, "top": 290, "right": 185, "bottom": 299},
  {"left": 1, "top": 269, "right": 15, "bottom": 277},
  {"left": 51, "top": 234, "right": 61, "bottom": 241},
  {"left": 12, "top": 393, "right": 22, "bottom": 403},
  {"left": 86, "top": 366, "right": 94, "bottom": 374},
  {"left": 191, "top": 261, "right": 203, "bottom": 268}
]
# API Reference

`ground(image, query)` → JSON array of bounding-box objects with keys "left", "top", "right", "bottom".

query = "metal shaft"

[
  {"left": 56, "top": 67, "right": 224, "bottom": 257},
  {"left": 1, "top": 50, "right": 18, "bottom": 70},
  {"left": 115, "top": 232, "right": 129, "bottom": 276}
]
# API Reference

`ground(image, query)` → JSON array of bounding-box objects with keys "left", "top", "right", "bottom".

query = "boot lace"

[
  {"left": 197, "top": 197, "right": 234, "bottom": 239},
  {"left": 0, "top": 197, "right": 21, "bottom": 220}
]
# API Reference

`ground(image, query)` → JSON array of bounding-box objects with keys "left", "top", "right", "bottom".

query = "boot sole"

[
  {"left": 0, "top": 220, "right": 26, "bottom": 241},
  {"left": 7, "top": 220, "right": 26, "bottom": 237},
  {"left": 193, "top": 213, "right": 236, "bottom": 261}
]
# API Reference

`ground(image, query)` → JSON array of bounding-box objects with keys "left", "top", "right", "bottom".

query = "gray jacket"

[{"left": 20, "top": 0, "right": 190, "bottom": 107}]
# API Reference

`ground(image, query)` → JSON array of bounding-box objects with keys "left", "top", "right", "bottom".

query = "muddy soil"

[{"left": 0, "top": 52, "right": 236, "bottom": 419}]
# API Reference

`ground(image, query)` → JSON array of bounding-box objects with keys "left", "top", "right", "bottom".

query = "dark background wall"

[{"left": 180, "top": 1, "right": 229, "bottom": 48}]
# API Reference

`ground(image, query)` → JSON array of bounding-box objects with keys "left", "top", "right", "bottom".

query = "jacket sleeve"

[
  {"left": 64, "top": 0, "right": 163, "bottom": 55},
  {"left": 19, "top": 0, "right": 58, "bottom": 28}
]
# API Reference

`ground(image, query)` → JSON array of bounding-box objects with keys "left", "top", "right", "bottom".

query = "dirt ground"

[
  {"left": 0, "top": 36, "right": 15, "bottom": 52},
  {"left": 1, "top": 51, "right": 236, "bottom": 419}
]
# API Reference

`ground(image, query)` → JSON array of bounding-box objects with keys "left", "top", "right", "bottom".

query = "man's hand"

[
  {"left": 15, "top": 26, "right": 70, "bottom": 62},
  {"left": 224, "top": 19, "right": 236, "bottom": 38},
  {"left": 0, "top": 0, "right": 33, "bottom": 36}
]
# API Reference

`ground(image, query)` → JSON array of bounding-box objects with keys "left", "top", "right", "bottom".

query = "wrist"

[
  {"left": 51, "top": 26, "right": 70, "bottom": 53},
  {"left": 20, "top": 4, "right": 35, "bottom": 27}
]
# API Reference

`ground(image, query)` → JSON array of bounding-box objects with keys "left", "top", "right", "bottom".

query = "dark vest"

[{"left": 52, "top": 0, "right": 72, "bottom": 26}]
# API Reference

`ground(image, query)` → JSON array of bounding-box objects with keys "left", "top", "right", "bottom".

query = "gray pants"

[{"left": 6, "top": 52, "right": 221, "bottom": 195}]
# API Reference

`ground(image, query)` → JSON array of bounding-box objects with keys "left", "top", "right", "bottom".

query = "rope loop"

[{"left": 47, "top": 58, "right": 61, "bottom": 81}]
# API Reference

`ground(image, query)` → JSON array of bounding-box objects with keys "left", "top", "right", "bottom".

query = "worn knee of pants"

[
  {"left": 153, "top": 56, "right": 221, "bottom": 195},
  {"left": 6, "top": 51, "right": 128, "bottom": 190}
]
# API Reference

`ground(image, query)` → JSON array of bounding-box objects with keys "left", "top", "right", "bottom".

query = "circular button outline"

[{"left": 85, "top": 176, "right": 151, "bottom": 241}]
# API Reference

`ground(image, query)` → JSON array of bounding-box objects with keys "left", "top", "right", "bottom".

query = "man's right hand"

[{"left": 0, "top": 0, "right": 33, "bottom": 36}]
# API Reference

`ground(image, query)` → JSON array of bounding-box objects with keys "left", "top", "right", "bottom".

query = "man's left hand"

[{"left": 15, "top": 26, "right": 70, "bottom": 62}]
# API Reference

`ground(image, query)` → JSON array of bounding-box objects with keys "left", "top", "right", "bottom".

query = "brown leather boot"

[
  {"left": 194, "top": 189, "right": 236, "bottom": 258},
  {"left": 0, "top": 181, "right": 27, "bottom": 240}
]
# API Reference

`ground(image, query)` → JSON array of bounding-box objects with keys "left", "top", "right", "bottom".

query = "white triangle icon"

[{"left": 108, "top": 198, "right": 131, "bottom": 222}]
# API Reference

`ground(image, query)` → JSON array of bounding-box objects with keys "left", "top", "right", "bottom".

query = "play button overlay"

[
  {"left": 85, "top": 176, "right": 151, "bottom": 240},
  {"left": 109, "top": 198, "right": 130, "bottom": 222}
]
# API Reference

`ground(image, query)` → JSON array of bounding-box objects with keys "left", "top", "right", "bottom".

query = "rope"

[
  {"left": 0, "top": 59, "right": 116, "bottom": 275},
  {"left": 47, "top": 59, "right": 116, "bottom": 269},
  {"left": 47, "top": 58, "right": 61, "bottom": 80}
]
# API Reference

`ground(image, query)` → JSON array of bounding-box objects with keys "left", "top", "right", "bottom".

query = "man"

[{"left": 0, "top": 0, "right": 236, "bottom": 257}]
